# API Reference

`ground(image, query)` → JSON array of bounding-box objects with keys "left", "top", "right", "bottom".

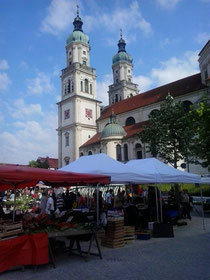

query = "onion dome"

[
  {"left": 112, "top": 30, "right": 132, "bottom": 64},
  {"left": 101, "top": 111, "right": 127, "bottom": 139},
  {"left": 66, "top": 7, "right": 89, "bottom": 46}
]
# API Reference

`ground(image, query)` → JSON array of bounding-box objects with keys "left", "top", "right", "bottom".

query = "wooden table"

[{"left": 48, "top": 229, "right": 103, "bottom": 268}]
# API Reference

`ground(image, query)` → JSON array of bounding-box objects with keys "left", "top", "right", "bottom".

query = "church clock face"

[{"left": 64, "top": 109, "right": 70, "bottom": 119}]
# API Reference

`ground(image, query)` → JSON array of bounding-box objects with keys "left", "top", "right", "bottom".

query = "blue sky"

[{"left": 0, "top": 0, "right": 209, "bottom": 165}]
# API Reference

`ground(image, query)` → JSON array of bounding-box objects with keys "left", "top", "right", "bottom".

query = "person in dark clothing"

[{"left": 148, "top": 186, "right": 159, "bottom": 222}]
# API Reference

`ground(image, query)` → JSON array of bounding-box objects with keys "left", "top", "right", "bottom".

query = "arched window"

[
  {"left": 149, "top": 109, "right": 160, "bottom": 117},
  {"left": 80, "top": 152, "right": 84, "bottom": 157},
  {"left": 90, "top": 84, "right": 92, "bottom": 94},
  {"left": 124, "top": 144, "right": 128, "bottom": 162},
  {"left": 183, "top": 100, "right": 193, "bottom": 112},
  {"left": 125, "top": 117, "right": 135, "bottom": 126},
  {"left": 135, "top": 143, "right": 143, "bottom": 159},
  {"left": 64, "top": 156, "right": 70, "bottom": 165},
  {"left": 115, "top": 94, "right": 118, "bottom": 103},
  {"left": 81, "top": 81, "right": 83, "bottom": 92},
  {"left": 88, "top": 151, "right": 92, "bottom": 155},
  {"left": 116, "top": 144, "right": 122, "bottom": 161},
  {"left": 85, "top": 79, "right": 88, "bottom": 93}
]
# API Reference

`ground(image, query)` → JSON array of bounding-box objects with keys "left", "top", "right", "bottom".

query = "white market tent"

[
  {"left": 201, "top": 177, "right": 210, "bottom": 185},
  {"left": 126, "top": 158, "right": 202, "bottom": 224},
  {"left": 125, "top": 158, "right": 201, "bottom": 184},
  {"left": 60, "top": 153, "right": 152, "bottom": 184}
]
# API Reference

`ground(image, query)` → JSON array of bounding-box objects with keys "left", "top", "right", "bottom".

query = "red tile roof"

[
  {"left": 81, "top": 121, "right": 149, "bottom": 148},
  {"left": 99, "top": 73, "right": 206, "bottom": 121},
  {"left": 39, "top": 157, "right": 58, "bottom": 169},
  {"left": 124, "top": 121, "right": 149, "bottom": 138},
  {"left": 80, "top": 133, "right": 102, "bottom": 148}
]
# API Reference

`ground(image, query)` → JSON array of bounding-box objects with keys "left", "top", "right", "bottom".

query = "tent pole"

[
  {"left": 199, "top": 184, "right": 205, "bottom": 230},
  {"left": 155, "top": 185, "right": 159, "bottom": 223},
  {"left": 96, "top": 184, "right": 99, "bottom": 225},
  {"left": 159, "top": 184, "right": 163, "bottom": 223},
  {"left": 13, "top": 184, "right": 17, "bottom": 222}
]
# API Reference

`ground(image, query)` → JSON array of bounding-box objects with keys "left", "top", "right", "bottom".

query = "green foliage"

[
  {"left": 139, "top": 94, "right": 195, "bottom": 168},
  {"left": 189, "top": 96, "right": 210, "bottom": 171},
  {"left": 157, "top": 184, "right": 210, "bottom": 197},
  {"left": 28, "top": 157, "right": 50, "bottom": 169},
  {"left": 6, "top": 195, "right": 31, "bottom": 212}
]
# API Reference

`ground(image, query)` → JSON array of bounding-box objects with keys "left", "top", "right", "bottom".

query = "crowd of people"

[{"left": 0, "top": 185, "right": 194, "bottom": 224}]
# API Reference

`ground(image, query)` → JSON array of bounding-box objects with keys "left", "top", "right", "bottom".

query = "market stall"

[{"left": 0, "top": 165, "right": 110, "bottom": 272}]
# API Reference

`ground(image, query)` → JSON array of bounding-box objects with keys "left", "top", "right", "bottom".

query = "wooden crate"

[
  {"left": 0, "top": 221, "right": 23, "bottom": 239},
  {"left": 124, "top": 226, "right": 135, "bottom": 244},
  {"left": 102, "top": 217, "right": 125, "bottom": 248}
]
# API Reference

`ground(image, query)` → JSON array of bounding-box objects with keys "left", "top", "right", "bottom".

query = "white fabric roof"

[
  {"left": 60, "top": 153, "right": 152, "bottom": 184},
  {"left": 201, "top": 177, "right": 210, "bottom": 184},
  {"left": 126, "top": 158, "right": 201, "bottom": 184}
]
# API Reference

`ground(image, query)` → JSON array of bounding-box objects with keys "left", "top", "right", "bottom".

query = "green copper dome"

[
  {"left": 112, "top": 51, "right": 132, "bottom": 64},
  {"left": 112, "top": 32, "right": 132, "bottom": 64},
  {"left": 101, "top": 123, "right": 126, "bottom": 139},
  {"left": 66, "top": 30, "right": 89, "bottom": 46}
]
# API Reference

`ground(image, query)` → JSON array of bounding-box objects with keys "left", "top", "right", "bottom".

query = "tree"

[
  {"left": 189, "top": 96, "right": 210, "bottom": 171},
  {"left": 28, "top": 157, "right": 50, "bottom": 169},
  {"left": 138, "top": 94, "right": 195, "bottom": 168}
]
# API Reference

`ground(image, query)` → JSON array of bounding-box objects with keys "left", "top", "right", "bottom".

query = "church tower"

[
  {"left": 57, "top": 8, "right": 101, "bottom": 167},
  {"left": 108, "top": 31, "right": 139, "bottom": 105}
]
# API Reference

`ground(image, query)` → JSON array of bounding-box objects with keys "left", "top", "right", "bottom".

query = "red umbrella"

[{"left": 0, "top": 165, "right": 110, "bottom": 190}]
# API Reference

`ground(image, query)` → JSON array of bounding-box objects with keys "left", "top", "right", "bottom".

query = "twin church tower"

[{"left": 57, "top": 10, "right": 139, "bottom": 167}]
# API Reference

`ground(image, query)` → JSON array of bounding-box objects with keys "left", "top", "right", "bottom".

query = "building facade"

[{"left": 58, "top": 12, "right": 210, "bottom": 175}]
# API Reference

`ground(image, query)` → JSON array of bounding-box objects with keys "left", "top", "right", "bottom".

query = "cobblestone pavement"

[{"left": 1, "top": 216, "right": 210, "bottom": 280}]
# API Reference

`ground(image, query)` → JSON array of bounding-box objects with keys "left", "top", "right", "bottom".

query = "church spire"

[
  {"left": 73, "top": 5, "right": 83, "bottom": 32},
  {"left": 118, "top": 29, "right": 126, "bottom": 53}
]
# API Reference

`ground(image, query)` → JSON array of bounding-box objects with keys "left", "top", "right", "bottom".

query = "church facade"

[{"left": 57, "top": 12, "right": 210, "bottom": 176}]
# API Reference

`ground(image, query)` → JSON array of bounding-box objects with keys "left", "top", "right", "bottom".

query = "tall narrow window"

[
  {"left": 116, "top": 144, "right": 122, "bottom": 161},
  {"left": 81, "top": 81, "right": 83, "bottom": 92},
  {"left": 115, "top": 94, "right": 118, "bottom": 103},
  {"left": 90, "top": 84, "right": 92, "bottom": 94},
  {"left": 71, "top": 81, "right": 74, "bottom": 92},
  {"left": 135, "top": 143, "right": 143, "bottom": 159},
  {"left": 68, "top": 80, "right": 70, "bottom": 93},
  {"left": 124, "top": 144, "right": 128, "bottom": 161},
  {"left": 65, "top": 133, "right": 69, "bottom": 146},
  {"left": 85, "top": 79, "right": 88, "bottom": 93}
]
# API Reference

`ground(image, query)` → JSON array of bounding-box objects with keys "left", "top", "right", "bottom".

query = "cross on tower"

[{"left": 77, "top": 4, "right": 79, "bottom": 16}]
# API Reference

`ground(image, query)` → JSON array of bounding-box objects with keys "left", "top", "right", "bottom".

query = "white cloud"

[
  {"left": 27, "top": 72, "right": 55, "bottom": 95},
  {"left": 157, "top": 0, "right": 182, "bottom": 9},
  {"left": 195, "top": 32, "right": 210, "bottom": 45},
  {"left": 9, "top": 98, "right": 43, "bottom": 119},
  {"left": 150, "top": 50, "right": 199, "bottom": 86},
  {"left": 98, "top": 1, "right": 151, "bottom": 36},
  {"left": 41, "top": 0, "right": 151, "bottom": 38},
  {"left": 0, "top": 59, "right": 9, "bottom": 70},
  {"left": 41, "top": 0, "right": 78, "bottom": 35},
  {"left": 0, "top": 72, "right": 11, "bottom": 93},
  {"left": 0, "top": 119, "right": 58, "bottom": 164},
  {"left": 133, "top": 75, "right": 153, "bottom": 93},
  {"left": 96, "top": 74, "right": 112, "bottom": 106}
]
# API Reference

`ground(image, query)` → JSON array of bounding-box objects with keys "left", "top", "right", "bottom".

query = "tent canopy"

[
  {"left": 126, "top": 158, "right": 201, "bottom": 184},
  {"left": 201, "top": 177, "right": 210, "bottom": 185},
  {"left": 60, "top": 153, "right": 153, "bottom": 184},
  {"left": 0, "top": 165, "right": 110, "bottom": 190}
]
